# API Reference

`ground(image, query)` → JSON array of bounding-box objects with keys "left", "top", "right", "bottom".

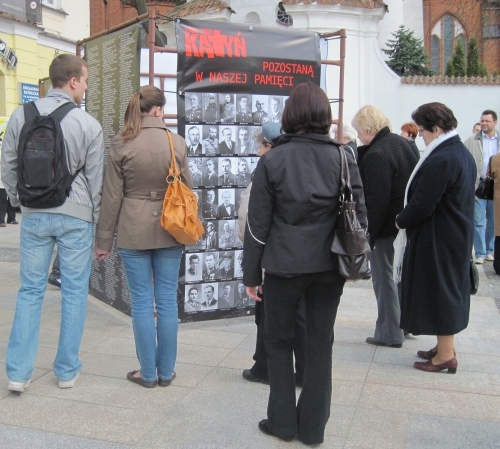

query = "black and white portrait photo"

[
  {"left": 235, "top": 94, "right": 253, "bottom": 123},
  {"left": 218, "top": 189, "right": 236, "bottom": 219},
  {"left": 268, "top": 96, "right": 283, "bottom": 123},
  {"left": 188, "top": 158, "right": 202, "bottom": 187},
  {"left": 202, "top": 252, "right": 218, "bottom": 282},
  {"left": 218, "top": 127, "right": 236, "bottom": 154},
  {"left": 203, "top": 93, "right": 219, "bottom": 122},
  {"left": 202, "top": 189, "right": 218, "bottom": 220},
  {"left": 202, "top": 221, "right": 218, "bottom": 250},
  {"left": 235, "top": 157, "right": 252, "bottom": 186},
  {"left": 220, "top": 93, "right": 235, "bottom": 123},
  {"left": 184, "top": 285, "right": 202, "bottom": 313},
  {"left": 218, "top": 157, "right": 236, "bottom": 185},
  {"left": 185, "top": 93, "right": 203, "bottom": 122},
  {"left": 235, "top": 126, "right": 256, "bottom": 155},
  {"left": 202, "top": 158, "right": 219, "bottom": 186},
  {"left": 217, "top": 251, "right": 234, "bottom": 280},
  {"left": 185, "top": 253, "right": 202, "bottom": 282},
  {"left": 186, "top": 125, "right": 202, "bottom": 155},
  {"left": 218, "top": 220, "right": 236, "bottom": 249},
  {"left": 217, "top": 281, "right": 235, "bottom": 309},
  {"left": 202, "top": 125, "right": 219, "bottom": 156},
  {"left": 252, "top": 95, "right": 269, "bottom": 125},
  {"left": 200, "top": 283, "right": 218, "bottom": 310}
]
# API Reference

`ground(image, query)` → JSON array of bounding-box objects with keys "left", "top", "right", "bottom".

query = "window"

[{"left": 431, "top": 36, "right": 440, "bottom": 74}]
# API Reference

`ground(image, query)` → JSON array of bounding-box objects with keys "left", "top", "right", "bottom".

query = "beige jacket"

[
  {"left": 490, "top": 153, "right": 500, "bottom": 236},
  {"left": 96, "top": 117, "right": 192, "bottom": 251},
  {"left": 464, "top": 131, "right": 500, "bottom": 189}
]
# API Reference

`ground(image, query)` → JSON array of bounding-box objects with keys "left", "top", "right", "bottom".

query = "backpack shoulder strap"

[
  {"left": 49, "top": 101, "right": 77, "bottom": 121},
  {"left": 23, "top": 101, "right": 39, "bottom": 123}
]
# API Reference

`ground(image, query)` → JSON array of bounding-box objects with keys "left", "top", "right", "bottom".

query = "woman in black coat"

[
  {"left": 243, "top": 83, "right": 367, "bottom": 445},
  {"left": 394, "top": 103, "right": 476, "bottom": 373}
]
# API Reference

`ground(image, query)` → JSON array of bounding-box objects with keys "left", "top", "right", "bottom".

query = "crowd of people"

[{"left": 1, "top": 53, "right": 499, "bottom": 446}]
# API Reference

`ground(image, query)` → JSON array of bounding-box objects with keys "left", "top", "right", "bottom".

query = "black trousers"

[
  {"left": 263, "top": 270, "right": 345, "bottom": 445},
  {"left": 0, "top": 189, "right": 16, "bottom": 223},
  {"left": 494, "top": 236, "right": 500, "bottom": 275},
  {"left": 50, "top": 252, "right": 60, "bottom": 278},
  {"left": 250, "top": 290, "right": 306, "bottom": 382}
]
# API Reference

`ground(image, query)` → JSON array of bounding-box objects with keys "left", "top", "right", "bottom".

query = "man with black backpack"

[{"left": 1, "top": 54, "right": 104, "bottom": 393}]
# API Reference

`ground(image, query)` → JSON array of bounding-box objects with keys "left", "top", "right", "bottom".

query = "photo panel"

[
  {"left": 199, "top": 282, "right": 219, "bottom": 310},
  {"left": 218, "top": 156, "right": 237, "bottom": 185},
  {"left": 185, "top": 252, "right": 203, "bottom": 283},
  {"left": 234, "top": 249, "right": 244, "bottom": 278},
  {"left": 252, "top": 95, "right": 269, "bottom": 125},
  {"left": 217, "top": 250, "right": 235, "bottom": 281},
  {"left": 218, "top": 219, "right": 237, "bottom": 249},
  {"left": 218, "top": 126, "right": 237, "bottom": 155},
  {"left": 202, "top": 251, "right": 219, "bottom": 282},
  {"left": 202, "top": 220, "right": 218, "bottom": 250},
  {"left": 217, "top": 280, "right": 235, "bottom": 309},
  {"left": 217, "top": 189, "right": 236, "bottom": 219},
  {"left": 268, "top": 95, "right": 284, "bottom": 124},
  {"left": 185, "top": 237, "right": 203, "bottom": 251},
  {"left": 202, "top": 157, "right": 219, "bottom": 186},
  {"left": 202, "top": 92, "right": 220, "bottom": 122},
  {"left": 234, "top": 156, "right": 252, "bottom": 187},
  {"left": 188, "top": 157, "right": 202, "bottom": 187},
  {"left": 192, "top": 188, "right": 202, "bottom": 218},
  {"left": 201, "top": 189, "right": 218, "bottom": 220},
  {"left": 185, "top": 92, "right": 203, "bottom": 122},
  {"left": 235, "top": 94, "right": 253, "bottom": 124},
  {"left": 202, "top": 125, "right": 219, "bottom": 156},
  {"left": 219, "top": 93, "right": 236, "bottom": 123},
  {"left": 186, "top": 125, "right": 203, "bottom": 155},
  {"left": 235, "top": 188, "right": 245, "bottom": 217},
  {"left": 184, "top": 284, "right": 202, "bottom": 313},
  {"left": 234, "top": 280, "right": 251, "bottom": 308}
]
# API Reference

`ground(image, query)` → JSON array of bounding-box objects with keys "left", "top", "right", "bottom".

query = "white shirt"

[{"left": 482, "top": 132, "right": 499, "bottom": 177}]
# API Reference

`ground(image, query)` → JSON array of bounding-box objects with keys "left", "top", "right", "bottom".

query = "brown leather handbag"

[
  {"left": 160, "top": 130, "right": 204, "bottom": 245},
  {"left": 331, "top": 145, "right": 371, "bottom": 280}
]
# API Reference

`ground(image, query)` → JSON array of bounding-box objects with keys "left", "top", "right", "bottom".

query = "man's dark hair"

[
  {"left": 204, "top": 285, "right": 215, "bottom": 292},
  {"left": 411, "top": 102, "right": 457, "bottom": 132},
  {"left": 482, "top": 110, "right": 498, "bottom": 122},
  {"left": 49, "top": 54, "right": 87, "bottom": 88},
  {"left": 188, "top": 287, "right": 198, "bottom": 295},
  {"left": 282, "top": 83, "right": 332, "bottom": 135},
  {"left": 189, "top": 255, "right": 199, "bottom": 262}
]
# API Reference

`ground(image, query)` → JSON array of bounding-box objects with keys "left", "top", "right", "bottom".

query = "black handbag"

[
  {"left": 475, "top": 157, "right": 494, "bottom": 200},
  {"left": 470, "top": 259, "right": 479, "bottom": 295},
  {"left": 331, "top": 145, "right": 371, "bottom": 280}
]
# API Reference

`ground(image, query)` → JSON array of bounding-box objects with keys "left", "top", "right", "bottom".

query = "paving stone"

[{"left": 177, "top": 328, "right": 248, "bottom": 349}]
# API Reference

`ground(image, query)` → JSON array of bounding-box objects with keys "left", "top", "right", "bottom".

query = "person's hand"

[
  {"left": 95, "top": 247, "right": 110, "bottom": 261},
  {"left": 246, "top": 285, "right": 263, "bottom": 302}
]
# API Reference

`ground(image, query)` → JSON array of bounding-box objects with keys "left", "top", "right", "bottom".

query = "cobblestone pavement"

[{"left": 1, "top": 216, "right": 500, "bottom": 448}]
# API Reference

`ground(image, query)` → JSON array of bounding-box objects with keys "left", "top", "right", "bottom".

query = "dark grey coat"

[{"left": 396, "top": 135, "right": 476, "bottom": 335}]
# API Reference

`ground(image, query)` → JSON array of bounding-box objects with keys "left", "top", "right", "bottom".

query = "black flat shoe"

[
  {"left": 158, "top": 371, "right": 176, "bottom": 387},
  {"left": 258, "top": 419, "right": 295, "bottom": 442},
  {"left": 7, "top": 220, "right": 19, "bottom": 224},
  {"left": 242, "top": 369, "right": 269, "bottom": 385},
  {"left": 127, "top": 370, "right": 156, "bottom": 388},
  {"left": 366, "top": 337, "right": 402, "bottom": 348}
]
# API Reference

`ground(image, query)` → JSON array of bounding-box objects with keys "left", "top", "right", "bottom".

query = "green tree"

[
  {"left": 479, "top": 63, "right": 488, "bottom": 77},
  {"left": 493, "top": 70, "right": 499, "bottom": 77},
  {"left": 445, "top": 60, "right": 454, "bottom": 77},
  {"left": 466, "top": 37, "right": 480, "bottom": 76},
  {"left": 382, "top": 25, "right": 432, "bottom": 76},
  {"left": 120, "top": 0, "right": 168, "bottom": 46},
  {"left": 451, "top": 40, "right": 466, "bottom": 76},
  {"left": 382, "top": 25, "right": 433, "bottom": 76},
  {"left": 176, "top": 0, "right": 187, "bottom": 5}
]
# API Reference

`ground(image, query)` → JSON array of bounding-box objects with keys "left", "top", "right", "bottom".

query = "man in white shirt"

[{"left": 464, "top": 109, "right": 499, "bottom": 264}]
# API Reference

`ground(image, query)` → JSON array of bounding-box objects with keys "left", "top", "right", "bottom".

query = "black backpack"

[{"left": 17, "top": 101, "right": 80, "bottom": 209}]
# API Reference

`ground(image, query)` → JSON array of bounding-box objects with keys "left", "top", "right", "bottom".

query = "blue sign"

[{"left": 19, "top": 83, "right": 39, "bottom": 104}]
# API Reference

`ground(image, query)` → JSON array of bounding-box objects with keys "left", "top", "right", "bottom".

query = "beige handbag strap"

[{"left": 166, "top": 129, "right": 180, "bottom": 181}]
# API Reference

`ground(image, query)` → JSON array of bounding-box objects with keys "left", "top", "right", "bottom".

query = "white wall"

[{"left": 41, "top": 0, "right": 89, "bottom": 42}]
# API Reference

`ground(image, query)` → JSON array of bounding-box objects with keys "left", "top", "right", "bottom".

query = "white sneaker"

[
  {"left": 8, "top": 378, "right": 31, "bottom": 393},
  {"left": 486, "top": 254, "right": 494, "bottom": 261},
  {"left": 475, "top": 257, "right": 485, "bottom": 264},
  {"left": 58, "top": 372, "right": 80, "bottom": 389}
]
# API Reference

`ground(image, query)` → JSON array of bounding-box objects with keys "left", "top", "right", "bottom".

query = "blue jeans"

[
  {"left": 473, "top": 198, "right": 495, "bottom": 258},
  {"left": 6, "top": 213, "right": 92, "bottom": 382},
  {"left": 118, "top": 246, "right": 183, "bottom": 383}
]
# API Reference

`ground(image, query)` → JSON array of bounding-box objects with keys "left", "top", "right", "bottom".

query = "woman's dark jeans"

[{"left": 263, "top": 270, "right": 345, "bottom": 445}]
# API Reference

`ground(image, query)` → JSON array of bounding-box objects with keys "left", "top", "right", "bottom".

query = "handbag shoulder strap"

[
  {"left": 338, "top": 145, "right": 353, "bottom": 202},
  {"left": 165, "top": 129, "right": 180, "bottom": 179}
]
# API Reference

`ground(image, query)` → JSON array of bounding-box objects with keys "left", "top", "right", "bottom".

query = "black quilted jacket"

[{"left": 357, "top": 127, "right": 418, "bottom": 248}]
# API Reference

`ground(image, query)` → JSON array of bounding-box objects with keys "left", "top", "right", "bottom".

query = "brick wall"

[
  {"left": 89, "top": 0, "right": 175, "bottom": 36},
  {"left": 423, "top": 0, "right": 500, "bottom": 74}
]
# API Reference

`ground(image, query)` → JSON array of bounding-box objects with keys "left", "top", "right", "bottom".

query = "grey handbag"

[{"left": 331, "top": 145, "right": 371, "bottom": 280}]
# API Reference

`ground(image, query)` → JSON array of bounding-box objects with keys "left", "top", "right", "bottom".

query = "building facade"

[{"left": 0, "top": 0, "right": 90, "bottom": 116}]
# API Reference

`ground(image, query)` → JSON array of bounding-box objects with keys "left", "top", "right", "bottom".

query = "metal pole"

[
  {"left": 149, "top": 9, "right": 155, "bottom": 86},
  {"left": 337, "top": 29, "right": 346, "bottom": 142}
]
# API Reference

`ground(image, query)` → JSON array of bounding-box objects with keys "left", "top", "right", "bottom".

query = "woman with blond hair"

[
  {"left": 95, "top": 85, "right": 192, "bottom": 388},
  {"left": 352, "top": 105, "right": 418, "bottom": 349}
]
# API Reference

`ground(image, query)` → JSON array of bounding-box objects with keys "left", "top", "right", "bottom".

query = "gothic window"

[{"left": 431, "top": 14, "right": 467, "bottom": 74}]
